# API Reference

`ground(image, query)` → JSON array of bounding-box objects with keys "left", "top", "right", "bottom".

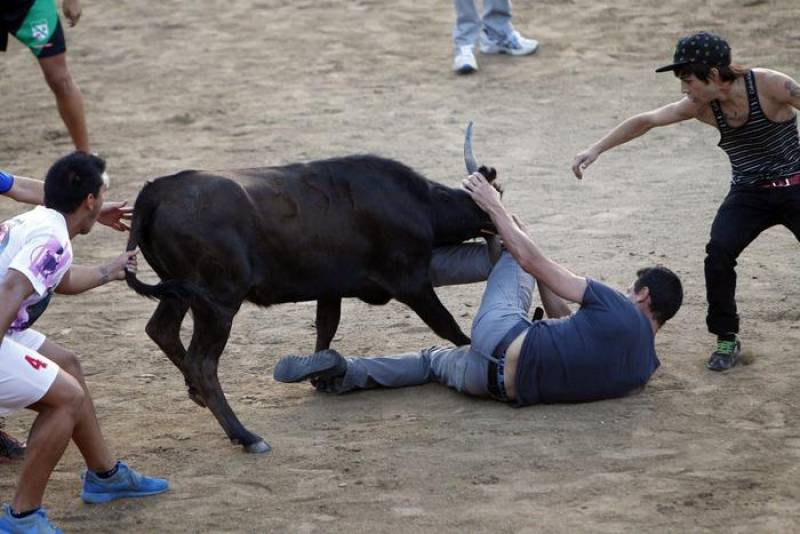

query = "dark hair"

[
  {"left": 44, "top": 152, "right": 106, "bottom": 214},
  {"left": 634, "top": 265, "right": 683, "bottom": 326},
  {"left": 674, "top": 62, "right": 748, "bottom": 83}
]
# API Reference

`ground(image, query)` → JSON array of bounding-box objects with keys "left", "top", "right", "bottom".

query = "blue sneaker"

[
  {"left": 0, "top": 504, "right": 62, "bottom": 534},
  {"left": 80, "top": 461, "right": 168, "bottom": 504}
]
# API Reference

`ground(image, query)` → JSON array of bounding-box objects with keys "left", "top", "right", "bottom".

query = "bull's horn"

[{"left": 464, "top": 121, "right": 479, "bottom": 174}]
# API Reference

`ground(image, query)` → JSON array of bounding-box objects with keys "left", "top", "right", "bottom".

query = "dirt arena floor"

[{"left": 2, "top": 0, "right": 800, "bottom": 532}]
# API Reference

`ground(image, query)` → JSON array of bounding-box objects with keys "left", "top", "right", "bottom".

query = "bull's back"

[{"left": 132, "top": 158, "right": 436, "bottom": 305}]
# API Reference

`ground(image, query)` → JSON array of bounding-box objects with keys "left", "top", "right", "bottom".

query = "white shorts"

[{"left": 0, "top": 329, "right": 59, "bottom": 416}]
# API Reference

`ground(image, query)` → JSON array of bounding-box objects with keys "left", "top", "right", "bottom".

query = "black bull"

[{"left": 126, "top": 142, "right": 497, "bottom": 453}]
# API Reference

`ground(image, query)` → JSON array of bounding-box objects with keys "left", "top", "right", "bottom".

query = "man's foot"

[
  {"left": 479, "top": 29, "right": 539, "bottom": 56},
  {"left": 453, "top": 45, "right": 478, "bottom": 74},
  {"left": 273, "top": 349, "right": 347, "bottom": 383},
  {"left": 0, "top": 504, "right": 62, "bottom": 534},
  {"left": 81, "top": 461, "right": 169, "bottom": 504},
  {"left": 0, "top": 430, "right": 25, "bottom": 464},
  {"left": 706, "top": 335, "right": 741, "bottom": 371}
]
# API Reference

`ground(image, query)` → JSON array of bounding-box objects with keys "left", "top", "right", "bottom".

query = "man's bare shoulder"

[{"left": 753, "top": 68, "right": 800, "bottom": 106}]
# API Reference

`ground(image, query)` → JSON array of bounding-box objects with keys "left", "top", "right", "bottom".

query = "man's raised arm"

[
  {"left": 462, "top": 172, "right": 588, "bottom": 304},
  {"left": 1, "top": 170, "right": 132, "bottom": 231}
]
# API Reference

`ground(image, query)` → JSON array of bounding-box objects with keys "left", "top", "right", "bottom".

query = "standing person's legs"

[
  {"left": 453, "top": 0, "right": 481, "bottom": 47},
  {"left": 478, "top": 0, "right": 537, "bottom": 55},
  {"left": 480, "top": 0, "right": 513, "bottom": 42},
  {"left": 777, "top": 184, "right": 800, "bottom": 241},
  {"left": 453, "top": 0, "right": 481, "bottom": 73},
  {"left": 705, "top": 187, "right": 774, "bottom": 369},
  {"left": 38, "top": 52, "right": 90, "bottom": 153},
  {"left": 14, "top": 0, "right": 89, "bottom": 152}
]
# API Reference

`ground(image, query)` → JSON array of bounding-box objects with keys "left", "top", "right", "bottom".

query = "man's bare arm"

[
  {"left": 774, "top": 71, "right": 800, "bottom": 110},
  {"left": 3, "top": 175, "right": 44, "bottom": 205},
  {"left": 55, "top": 249, "right": 137, "bottom": 295},
  {"left": 3, "top": 173, "right": 132, "bottom": 231},
  {"left": 463, "top": 174, "right": 588, "bottom": 304},
  {"left": 0, "top": 271, "right": 35, "bottom": 347},
  {"left": 537, "top": 281, "right": 572, "bottom": 318},
  {"left": 572, "top": 98, "right": 698, "bottom": 178}
]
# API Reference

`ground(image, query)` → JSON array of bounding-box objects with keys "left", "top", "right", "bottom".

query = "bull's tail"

[{"left": 124, "top": 181, "right": 219, "bottom": 313}]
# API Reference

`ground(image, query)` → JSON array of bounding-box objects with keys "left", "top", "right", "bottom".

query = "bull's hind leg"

[
  {"left": 145, "top": 299, "right": 206, "bottom": 407},
  {"left": 396, "top": 283, "right": 471, "bottom": 346},
  {"left": 314, "top": 298, "right": 342, "bottom": 351},
  {"left": 184, "top": 304, "right": 271, "bottom": 454}
]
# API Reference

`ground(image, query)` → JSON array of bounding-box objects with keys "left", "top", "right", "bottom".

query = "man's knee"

[
  {"left": 40, "top": 59, "right": 76, "bottom": 96},
  {"left": 41, "top": 372, "right": 85, "bottom": 416}
]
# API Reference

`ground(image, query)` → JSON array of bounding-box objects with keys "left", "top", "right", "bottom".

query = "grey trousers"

[
  {"left": 336, "top": 252, "right": 535, "bottom": 399},
  {"left": 453, "top": 0, "right": 514, "bottom": 47}
]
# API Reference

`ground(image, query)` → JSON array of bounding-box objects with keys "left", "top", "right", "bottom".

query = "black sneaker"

[
  {"left": 273, "top": 350, "right": 347, "bottom": 383},
  {"left": 706, "top": 336, "right": 741, "bottom": 371},
  {"left": 0, "top": 430, "right": 25, "bottom": 463}
]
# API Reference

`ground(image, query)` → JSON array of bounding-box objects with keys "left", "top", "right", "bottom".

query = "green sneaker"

[{"left": 706, "top": 336, "right": 741, "bottom": 371}]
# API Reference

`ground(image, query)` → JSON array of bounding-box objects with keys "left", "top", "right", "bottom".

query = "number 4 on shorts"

[{"left": 25, "top": 355, "right": 48, "bottom": 370}]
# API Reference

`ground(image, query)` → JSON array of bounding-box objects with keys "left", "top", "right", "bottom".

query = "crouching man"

[
  {"left": 0, "top": 153, "right": 167, "bottom": 533},
  {"left": 274, "top": 172, "right": 683, "bottom": 406}
]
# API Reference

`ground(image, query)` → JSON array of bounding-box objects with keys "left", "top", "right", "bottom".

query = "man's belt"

[
  {"left": 486, "top": 308, "right": 544, "bottom": 402},
  {"left": 487, "top": 356, "right": 508, "bottom": 402},
  {"left": 758, "top": 173, "right": 800, "bottom": 188}
]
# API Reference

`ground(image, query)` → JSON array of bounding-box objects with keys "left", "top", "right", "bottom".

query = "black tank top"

[{"left": 710, "top": 70, "right": 800, "bottom": 185}]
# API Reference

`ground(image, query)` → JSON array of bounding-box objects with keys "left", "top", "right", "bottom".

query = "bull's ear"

[{"left": 477, "top": 166, "right": 497, "bottom": 182}]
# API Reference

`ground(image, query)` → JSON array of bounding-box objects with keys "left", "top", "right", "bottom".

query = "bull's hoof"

[{"left": 243, "top": 440, "right": 272, "bottom": 454}]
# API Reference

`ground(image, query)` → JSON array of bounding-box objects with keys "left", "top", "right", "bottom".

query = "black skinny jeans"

[{"left": 705, "top": 183, "right": 800, "bottom": 336}]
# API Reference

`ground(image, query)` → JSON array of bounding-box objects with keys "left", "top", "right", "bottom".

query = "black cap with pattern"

[{"left": 655, "top": 32, "right": 731, "bottom": 73}]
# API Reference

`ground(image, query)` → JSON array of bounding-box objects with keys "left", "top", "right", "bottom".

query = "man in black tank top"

[{"left": 571, "top": 31, "right": 800, "bottom": 372}]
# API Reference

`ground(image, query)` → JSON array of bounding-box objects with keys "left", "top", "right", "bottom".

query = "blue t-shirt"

[
  {"left": 515, "top": 279, "right": 659, "bottom": 406},
  {"left": 0, "top": 171, "right": 13, "bottom": 194}
]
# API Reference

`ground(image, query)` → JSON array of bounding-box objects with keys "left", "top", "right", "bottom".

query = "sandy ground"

[{"left": 2, "top": 0, "right": 800, "bottom": 532}]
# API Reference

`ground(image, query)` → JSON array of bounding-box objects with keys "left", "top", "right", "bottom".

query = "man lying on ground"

[{"left": 274, "top": 172, "right": 683, "bottom": 406}]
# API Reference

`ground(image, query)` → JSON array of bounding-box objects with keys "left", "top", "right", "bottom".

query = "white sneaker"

[
  {"left": 479, "top": 30, "right": 539, "bottom": 56},
  {"left": 453, "top": 45, "right": 478, "bottom": 74}
]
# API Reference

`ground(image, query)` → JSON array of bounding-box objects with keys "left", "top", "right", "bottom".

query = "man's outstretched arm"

[
  {"left": 1, "top": 171, "right": 132, "bottom": 230},
  {"left": 1, "top": 173, "right": 44, "bottom": 205},
  {"left": 55, "top": 248, "right": 137, "bottom": 295},
  {"left": 463, "top": 172, "right": 588, "bottom": 304}
]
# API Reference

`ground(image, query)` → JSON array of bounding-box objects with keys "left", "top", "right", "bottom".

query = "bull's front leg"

[
  {"left": 315, "top": 298, "right": 342, "bottom": 351},
  {"left": 396, "top": 284, "right": 470, "bottom": 346},
  {"left": 185, "top": 304, "right": 271, "bottom": 454}
]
